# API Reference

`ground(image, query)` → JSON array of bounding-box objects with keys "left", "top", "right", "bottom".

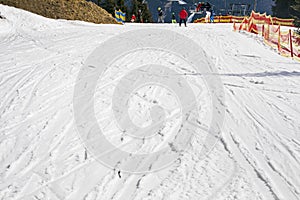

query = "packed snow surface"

[{"left": 1, "top": 4, "right": 300, "bottom": 200}]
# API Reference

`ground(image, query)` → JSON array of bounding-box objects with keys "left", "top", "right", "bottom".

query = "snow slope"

[{"left": 1, "top": 4, "right": 300, "bottom": 200}]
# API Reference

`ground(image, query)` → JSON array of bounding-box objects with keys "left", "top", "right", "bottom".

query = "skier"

[
  {"left": 131, "top": 14, "right": 136, "bottom": 22},
  {"left": 204, "top": 2, "right": 212, "bottom": 23},
  {"left": 210, "top": 10, "right": 215, "bottom": 23},
  {"left": 158, "top": 7, "right": 164, "bottom": 23},
  {"left": 196, "top": 2, "right": 204, "bottom": 12},
  {"left": 205, "top": 10, "right": 211, "bottom": 23},
  {"left": 179, "top": 7, "right": 188, "bottom": 27},
  {"left": 171, "top": 12, "right": 177, "bottom": 23},
  {"left": 203, "top": 2, "right": 211, "bottom": 11},
  {"left": 137, "top": 9, "right": 143, "bottom": 23}
]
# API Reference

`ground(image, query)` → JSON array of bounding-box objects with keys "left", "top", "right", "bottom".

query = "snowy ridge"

[{"left": 1, "top": 4, "right": 300, "bottom": 200}]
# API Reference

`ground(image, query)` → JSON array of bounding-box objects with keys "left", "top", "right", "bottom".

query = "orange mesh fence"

[
  {"left": 234, "top": 11, "right": 294, "bottom": 27},
  {"left": 194, "top": 18, "right": 205, "bottom": 23},
  {"left": 233, "top": 11, "right": 299, "bottom": 61},
  {"left": 291, "top": 32, "right": 300, "bottom": 59},
  {"left": 194, "top": 11, "right": 294, "bottom": 26},
  {"left": 194, "top": 15, "right": 245, "bottom": 23},
  {"left": 273, "top": 17, "right": 295, "bottom": 26}
]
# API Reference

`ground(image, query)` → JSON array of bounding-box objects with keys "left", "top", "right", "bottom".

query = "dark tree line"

[
  {"left": 291, "top": 0, "right": 300, "bottom": 27},
  {"left": 93, "top": 0, "right": 152, "bottom": 22},
  {"left": 272, "top": 0, "right": 300, "bottom": 27}
]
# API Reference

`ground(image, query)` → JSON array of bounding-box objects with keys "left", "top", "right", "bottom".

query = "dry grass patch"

[{"left": 0, "top": 0, "right": 117, "bottom": 24}]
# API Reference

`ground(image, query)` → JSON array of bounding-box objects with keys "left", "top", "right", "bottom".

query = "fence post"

[
  {"left": 267, "top": 24, "right": 270, "bottom": 41},
  {"left": 289, "top": 29, "right": 294, "bottom": 58},
  {"left": 278, "top": 25, "right": 281, "bottom": 52}
]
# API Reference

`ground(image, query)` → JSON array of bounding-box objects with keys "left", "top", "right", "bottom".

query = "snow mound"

[{"left": 1, "top": 4, "right": 300, "bottom": 200}]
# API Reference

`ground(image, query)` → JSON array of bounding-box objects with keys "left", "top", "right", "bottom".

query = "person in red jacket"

[
  {"left": 196, "top": 2, "right": 204, "bottom": 12},
  {"left": 131, "top": 14, "right": 136, "bottom": 22},
  {"left": 179, "top": 8, "right": 188, "bottom": 27}
]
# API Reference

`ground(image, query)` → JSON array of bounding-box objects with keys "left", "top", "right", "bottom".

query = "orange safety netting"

[
  {"left": 245, "top": 11, "right": 294, "bottom": 26},
  {"left": 195, "top": 11, "right": 295, "bottom": 26},
  {"left": 194, "top": 15, "right": 245, "bottom": 23},
  {"left": 233, "top": 11, "right": 299, "bottom": 61}
]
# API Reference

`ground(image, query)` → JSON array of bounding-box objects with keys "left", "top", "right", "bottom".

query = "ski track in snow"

[{"left": 1, "top": 4, "right": 300, "bottom": 200}]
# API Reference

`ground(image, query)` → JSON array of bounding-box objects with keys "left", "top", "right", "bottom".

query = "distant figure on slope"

[
  {"left": 179, "top": 8, "right": 188, "bottom": 27},
  {"left": 158, "top": 7, "right": 164, "bottom": 23},
  {"left": 203, "top": 2, "right": 211, "bottom": 11},
  {"left": 210, "top": 10, "right": 215, "bottom": 23},
  {"left": 131, "top": 14, "right": 136, "bottom": 22},
  {"left": 205, "top": 11, "right": 211, "bottom": 23},
  {"left": 171, "top": 12, "right": 177, "bottom": 23},
  {"left": 204, "top": 2, "right": 212, "bottom": 23},
  {"left": 137, "top": 9, "right": 143, "bottom": 23},
  {"left": 196, "top": 2, "right": 204, "bottom": 12}
]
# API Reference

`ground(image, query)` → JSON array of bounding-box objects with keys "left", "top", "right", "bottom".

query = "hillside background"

[
  {"left": 150, "top": 0, "right": 274, "bottom": 21},
  {"left": 90, "top": 0, "right": 274, "bottom": 22}
]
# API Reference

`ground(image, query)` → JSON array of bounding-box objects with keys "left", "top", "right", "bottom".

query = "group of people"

[
  {"left": 130, "top": 1, "right": 214, "bottom": 25},
  {"left": 195, "top": 2, "right": 212, "bottom": 12},
  {"left": 156, "top": 1, "right": 214, "bottom": 25},
  {"left": 131, "top": 7, "right": 188, "bottom": 27},
  {"left": 195, "top": 1, "right": 214, "bottom": 23},
  {"left": 157, "top": 7, "right": 188, "bottom": 27}
]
